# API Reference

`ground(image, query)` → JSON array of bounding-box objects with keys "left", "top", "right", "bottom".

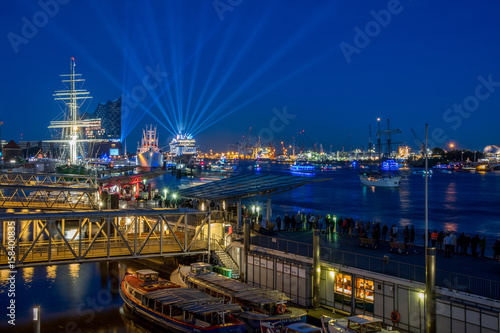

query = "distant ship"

[
  {"left": 136, "top": 125, "right": 164, "bottom": 170},
  {"left": 169, "top": 133, "right": 197, "bottom": 161}
]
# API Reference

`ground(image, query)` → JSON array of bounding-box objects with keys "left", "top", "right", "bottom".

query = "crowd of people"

[
  {"left": 431, "top": 230, "right": 500, "bottom": 259},
  {"left": 272, "top": 212, "right": 500, "bottom": 259}
]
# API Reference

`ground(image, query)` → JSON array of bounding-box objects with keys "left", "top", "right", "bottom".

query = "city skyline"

[{"left": 1, "top": 1, "right": 500, "bottom": 153}]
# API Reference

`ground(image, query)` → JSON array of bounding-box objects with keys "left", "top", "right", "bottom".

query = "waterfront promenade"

[{"left": 249, "top": 228, "right": 500, "bottom": 299}]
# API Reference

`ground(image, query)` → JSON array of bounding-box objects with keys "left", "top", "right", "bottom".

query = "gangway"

[{"left": 0, "top": 208, "right": 212, "bottom": 268}]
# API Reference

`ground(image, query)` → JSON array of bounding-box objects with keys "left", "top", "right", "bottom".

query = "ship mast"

[{"left": 48, "top": 57, "right": 93, "bottom": 164}]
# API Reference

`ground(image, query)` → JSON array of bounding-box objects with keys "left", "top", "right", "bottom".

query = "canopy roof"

[
  {"left": 189, "top": 273, "right": 291, "bottom": 304},
  {"left": 178, "top": 173, "right": 329, "bottom": 200},
  {"left": 146, "top": 288, "right": 241, "bottom": 315}
]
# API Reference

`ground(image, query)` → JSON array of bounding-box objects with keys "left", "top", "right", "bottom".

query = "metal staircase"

[{"left": 211, "top": 236, "right": 240, "bottom": 279}]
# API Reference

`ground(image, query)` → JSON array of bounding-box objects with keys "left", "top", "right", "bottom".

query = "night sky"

[{"left": 1, "top": 0, "right": 500, "bottom": 153}]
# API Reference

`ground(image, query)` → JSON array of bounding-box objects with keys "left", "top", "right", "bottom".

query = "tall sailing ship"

[
  {"left": 359, "top": 119, "right": 402, "bottom": 188},
  {"left": 136, "top": 125, "right": 164, "bottom": 170},
  {"left": 46, "top": 57, "right": 102, "bottom": 165}
]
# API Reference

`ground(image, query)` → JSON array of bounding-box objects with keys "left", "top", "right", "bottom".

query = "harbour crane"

[
  {"left": 342, "top": 135, "right": 352, "bottom": 152},
  {"left": 281, "top": 141, "right": 287, "bottom": 155},
  {"left": 411, "top": 128, "right": 425, "bottom": 156},
  {"left": 268, "top": 143, "right": 275, "bottom": 159},
  {"left": 299, "top": 130, "right": 316, "bottom": 152}
]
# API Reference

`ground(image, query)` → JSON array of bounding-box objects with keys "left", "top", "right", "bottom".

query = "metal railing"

[{"left": 250, "top": 234, "right": 500, "bottom": 300}]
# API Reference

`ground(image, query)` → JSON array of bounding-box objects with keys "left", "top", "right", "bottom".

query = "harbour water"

[{"left": 2, "top": 164, "right": 500, "bottom": 332}]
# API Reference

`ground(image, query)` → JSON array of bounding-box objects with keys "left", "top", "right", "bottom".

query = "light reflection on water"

[
  {"left": 46, "top": 265, "right": 57, "bottom": 281},
  {"left": 22, "top": 267, "right": 34, "bottom": 284},
  {"left": 69, "top": 263, "right": 80, "bottom": 280}
]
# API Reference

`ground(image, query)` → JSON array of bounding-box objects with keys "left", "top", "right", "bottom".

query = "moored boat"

[
  {"left": 321, "top": 314, "right": 400, "bottom": 332},
  {"left": 290, "top": 160, "right": 316, "bottom": 175},
  {"left": 136, "top": 125, "right": 164, "bottom": 170},
  {"left": 359, "top": 171, "right": 401, "bottom": 188},
  {"left": 120, "top": 269, "right": 245, "bottom": 333},
  {"left": 260, "top": 321, "right": 322, "bottom": 333},
  {"left": 178, "top": 263, "right": 307, "bottom": 330}
]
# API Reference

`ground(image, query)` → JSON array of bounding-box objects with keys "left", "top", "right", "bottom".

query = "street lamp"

[{"left": 163, "top": 188, "right": 167, "bottom": 199}]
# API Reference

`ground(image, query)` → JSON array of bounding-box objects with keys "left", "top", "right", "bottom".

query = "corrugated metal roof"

[
  {"left": 189, "top": 273, "right": 291, "bottom": 304},
  {"left": 178, "top": 173, "right": 329, "bottom": 200},
  {"left": 145, "top": 288, "right": 241, "bottom": 315}
]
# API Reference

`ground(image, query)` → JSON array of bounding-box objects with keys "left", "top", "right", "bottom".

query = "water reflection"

[
  {"left": 69, "top": 263, "right": 80, "bottom": 281},
  {"left": 46, "top": 265, "right": 57, "bottom": 281},
  {"left": 444, "top": 182, "right": 457, "bottom": 203},
  {"left": 23, "top": 267, "right": 34, "bottom": 284},
  {"left": 443, "top": 222, "right": 458, "bottom": 232}
]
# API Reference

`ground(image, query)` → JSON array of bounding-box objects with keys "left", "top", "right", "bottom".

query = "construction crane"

[
  {"left": 411, "top": 128, "right": 425, "bottom": 156},
  {"left": 240, "top": 127, "right": 252, "bottom": 159},
  {"left": 268, "top": 143, "right": 275, "bottom": 159},
  {"left": 342, "top": 135, "right": 352, "bottom": 152},
  {"left": 281, "top": 141, "right": 287, "bottom": 155},
  {"left": 299, "top": 130, "right": 316, "bottom": 152}
]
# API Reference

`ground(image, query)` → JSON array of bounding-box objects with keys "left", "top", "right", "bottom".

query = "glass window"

[
  {"left": 335, "top": 273, "right": 352, "bottom": 296},
  {"left": 355, "top": 278, "right": 374, "bottom": 303}
]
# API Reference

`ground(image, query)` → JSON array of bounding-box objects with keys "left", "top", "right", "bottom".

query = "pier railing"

[{"left": 250, "top": 234, "right": 500, "bottom": 300}]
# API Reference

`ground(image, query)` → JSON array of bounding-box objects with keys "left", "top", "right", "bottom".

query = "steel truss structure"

[
  {"left": 0, "top": 208, "right": 211, "bottom": 268},
  {"left": 0, "top": 171, "right": 98, "bottom": 209},
  {"left": 0, "top": 172, "right": 97, "bottom": 188},
  {"left": 0, "top": 185, "right": 98, "bottom": 209}
]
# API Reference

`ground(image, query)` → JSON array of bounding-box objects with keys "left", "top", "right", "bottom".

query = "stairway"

[{"left": 214, "top": 249, "right": 240, "bottom": 279}]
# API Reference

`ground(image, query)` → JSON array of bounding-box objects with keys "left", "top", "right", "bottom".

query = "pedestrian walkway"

[{"left": 250, "top": 229, "right": 500, "bottom": 299}]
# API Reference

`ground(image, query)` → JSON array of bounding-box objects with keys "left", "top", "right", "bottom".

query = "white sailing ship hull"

[{"left": 359, "top": 175, "right": 401, "bottom": 188}]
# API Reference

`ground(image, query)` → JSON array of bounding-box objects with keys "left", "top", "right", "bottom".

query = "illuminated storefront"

[
  {"left": 332, "top": 273, "right": 374, "bottom": 314},
  {"left": 334, "top": 273, "right": 352, "bottom": 312},
  {"left": 354, "top": 277, "right": 374, "bottom": 313}
]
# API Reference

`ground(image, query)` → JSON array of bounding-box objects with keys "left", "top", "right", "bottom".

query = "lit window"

[
  {"left": 355, "top": 278, "right": 374, "bottom": 302},
  {"left": 335, "top": 273, "right": 352, "bottom": 296}
]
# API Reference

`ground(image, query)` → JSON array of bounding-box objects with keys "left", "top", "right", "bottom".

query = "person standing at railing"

[
  {"left": 431, "top": 230, "right": 438, "bottom": 247},
  {"left": 275, "top": 215, "right": 281, "bottom": 231}
]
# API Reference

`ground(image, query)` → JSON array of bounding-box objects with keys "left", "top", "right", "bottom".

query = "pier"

[{"left": 228, "top": 226, "right": 500, "bottom": 332}]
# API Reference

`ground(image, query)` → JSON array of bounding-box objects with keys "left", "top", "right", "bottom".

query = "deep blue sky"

[{"left": 1, "top": 0, "right": 500, "bottom": 153}]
